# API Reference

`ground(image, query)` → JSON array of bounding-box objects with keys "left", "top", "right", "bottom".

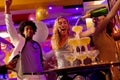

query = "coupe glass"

[
  {"left": 87, "top": 50, "right": 99, "bottom": 64},
  {"left": 78, "top": 37, "right": 91, "bottom": 53},
  {"left": 72, "top": 26, "right": 83, "bottom": 38},
  {"left": 68, "top": 38, "right": 79, "bottom": 53},
  {"left": 64, "top": 53, "right": 76, "bottom": 66},
  {"left": 77, "top": 53, "right": 87, "bottom": 65}
]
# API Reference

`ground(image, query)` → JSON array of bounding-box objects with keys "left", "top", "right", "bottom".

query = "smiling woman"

[{"left": 51, "top": 16, "right": 71, "bottom": 68}]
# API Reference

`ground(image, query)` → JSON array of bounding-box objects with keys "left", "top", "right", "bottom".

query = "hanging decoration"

[{"left": 36, "top": 7, "right": 48, "bottom": 21}]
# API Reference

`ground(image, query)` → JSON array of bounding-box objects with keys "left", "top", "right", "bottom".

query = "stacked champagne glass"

[{"left": 66, "top": 25, "right": 99, "bottom": 66}]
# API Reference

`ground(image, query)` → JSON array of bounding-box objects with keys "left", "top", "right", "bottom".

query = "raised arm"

[
  {"left": 80, "top": 26, "right": 95, "bottom": 37},
  {"left": 4, "top": 0, "right": 19, "bottom": 45},
  {"left": 4, "top": 0, "right": 12, "bottom": 14},
  {"left": 96, "top": 0, "right": 120, "bottom": 34},
  {"left": 107, "top": 0, "right": 120, "bottom": 20}
]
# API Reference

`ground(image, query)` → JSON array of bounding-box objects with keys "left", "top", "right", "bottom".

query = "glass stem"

[
  {"left": 79, "top": 46, "right": 81, "bottom": 54},
  {"left": 70, "top": 62, "right": 73, "bottom": 66},
  {"left": 73, "top": 46, "right": 77, "bottom": 53},
  {"left": 81, "top": 60, "right": 84, "bottom": 65},
  {"left": 84, "top": 45, "right": 88, "bottom": 53}
]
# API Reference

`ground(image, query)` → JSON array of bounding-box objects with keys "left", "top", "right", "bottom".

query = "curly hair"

[{"left": 18, "top": 20, "right": 37, "bottom": 37}]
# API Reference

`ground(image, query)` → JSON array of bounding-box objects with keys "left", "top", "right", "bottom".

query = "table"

[{"left": 41, "top": 62, "right": 120, "bottom": 80}]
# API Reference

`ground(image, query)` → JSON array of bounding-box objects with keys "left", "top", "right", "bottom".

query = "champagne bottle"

[{"left": 90, "top": 7, "right": 108, "bottom": 17}]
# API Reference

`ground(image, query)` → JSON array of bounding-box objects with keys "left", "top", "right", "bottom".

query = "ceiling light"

[
  {"left": 75, "top": 8, "right": 79, "bottom": 10},
  {"left": 49, "top": 6, "right": 52, "bottom": 10}
]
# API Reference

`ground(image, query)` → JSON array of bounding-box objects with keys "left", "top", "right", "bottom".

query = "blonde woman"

[
  {"left": 51, "top": 16, "right": 72, "bottom": 68},
  {"left": 51, "top": 16, "right": 88, "bottom": 80}
]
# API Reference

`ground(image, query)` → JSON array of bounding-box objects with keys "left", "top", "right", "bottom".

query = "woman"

[
  {"left": 51, "top": 16, "right": 72, "bottom": 68},
  {"left": 51, "top": 15, "right": 96, "bottom": 68},
  {"left": 51, "top": 16, "right": 89, "bottom": 80}
]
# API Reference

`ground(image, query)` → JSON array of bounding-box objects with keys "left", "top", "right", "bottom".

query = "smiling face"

[
  {"left": 57, "top": 18, "right": 69, "bottom": 36},
  {"left": 23, "top": 25, "right": 34, "bottom": 40}
]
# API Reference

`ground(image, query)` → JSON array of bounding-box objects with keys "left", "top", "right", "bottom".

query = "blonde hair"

[{"left": 51, "top": 16, "right": 70, "bottom": 50}]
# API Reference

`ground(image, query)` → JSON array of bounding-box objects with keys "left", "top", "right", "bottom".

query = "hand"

[
  {"left": 5, "top": 0, "right": 12, "bottom": 7},
  {"left": 81, "top": 10, "right": 91, "bottom": 19},
  {"left": 6, "top": 57, "right": 18, "bottom": 70},
  {"left": 4, "top": 0, "right": 12, "bottom": 14}
]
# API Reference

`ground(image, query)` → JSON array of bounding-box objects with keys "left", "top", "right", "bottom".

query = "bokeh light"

[{"left": 36, "top": 7, "right": 49, "bottom": 20}]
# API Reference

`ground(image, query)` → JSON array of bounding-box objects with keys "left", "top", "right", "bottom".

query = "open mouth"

[{"left": 61, "top": 28, "right": 67, "bottom": 31}]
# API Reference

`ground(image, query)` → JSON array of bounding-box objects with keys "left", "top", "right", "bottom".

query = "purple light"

[{"left": 49, "top": 6, "right": 52, "bottom": 10}]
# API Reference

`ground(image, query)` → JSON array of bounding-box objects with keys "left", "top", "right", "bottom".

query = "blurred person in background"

[{"left": 0, "top": 37, "right": 14, "bottom": 79}]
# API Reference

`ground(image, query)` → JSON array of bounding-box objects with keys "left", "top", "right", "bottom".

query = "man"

[
  {"left": 4, "top": 0, "right": 46, "bottom": 80},
  {"left": 86, "top": 1, "right": 120, "bottom": 80}
]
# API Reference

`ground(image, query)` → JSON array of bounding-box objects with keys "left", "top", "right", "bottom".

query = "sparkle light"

[
  {"left": 49, "top": 6, "right": 52, "bottom": 10},
  {"left": 75, "top": 8, "right": 79, "bottom": 10}
]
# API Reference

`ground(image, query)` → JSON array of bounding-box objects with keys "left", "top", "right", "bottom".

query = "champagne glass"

[
  {"left": 77, "top": 53, "right": 87, "bottom": 65},
  {"left": 72, "top": 26, "right": 83, "bottom": 39},
  {"left": 72, "top": 26, "right": 83, "bottom": 54},
  {"left": 68, "top": 38, "right": 79, "bottom": 54},
  {"left": 78, "top": 37, "right": 91, "bottom": 53},
  {"left": 87, "top": 50, "right": 99, "bottom": 64},
  {"left": 64, "top": 53, "right": 76, "bottom": 66},
  {"left": 68, "top": 38, "right": 80, "bottom": 47}
]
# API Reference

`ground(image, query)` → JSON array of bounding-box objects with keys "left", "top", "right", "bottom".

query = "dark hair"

[{"left": 18, "top": 20, "right": 37, "bottom": 37}]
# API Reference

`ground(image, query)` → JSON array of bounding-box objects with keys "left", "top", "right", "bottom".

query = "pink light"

[{"left": 28, "top": 13, "right": 36, "bottom": 21}]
